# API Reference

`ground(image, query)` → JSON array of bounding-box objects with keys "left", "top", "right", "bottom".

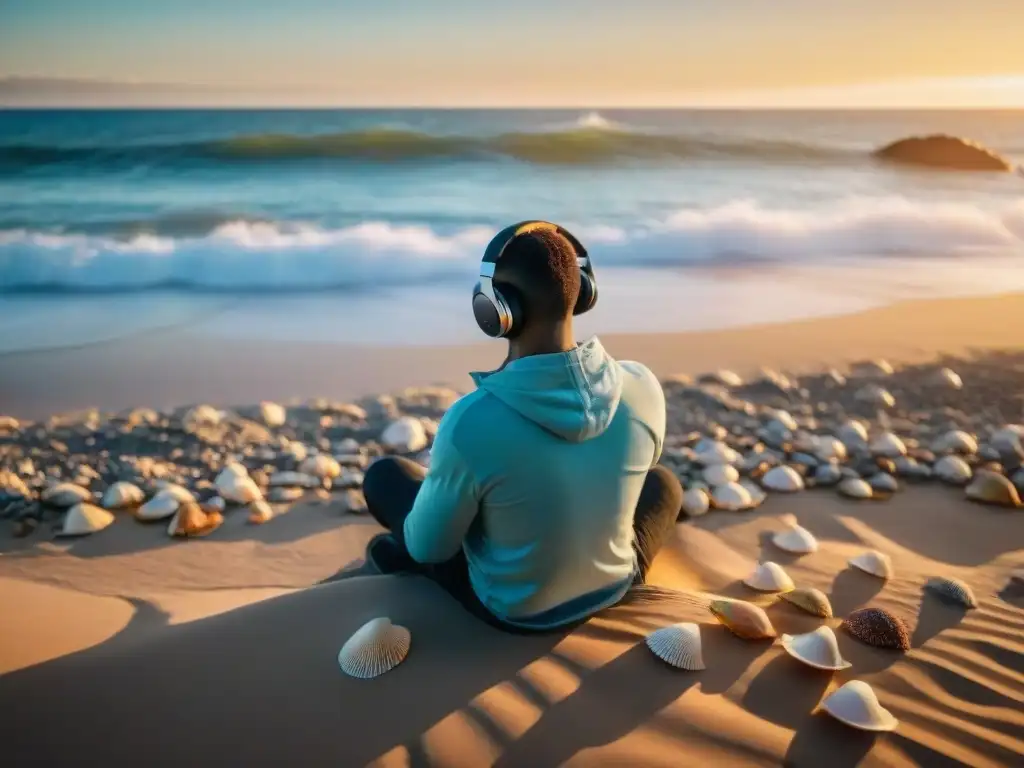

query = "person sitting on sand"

[{"left": 362, "top": 221, "right": 682, "bottom": 632}]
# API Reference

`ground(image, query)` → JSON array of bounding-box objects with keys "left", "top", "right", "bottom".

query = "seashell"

[
  {"left": 855, "top": 384, "right": 895, "bottom": 408},
  {"left": 868, "top": 473, "right": 898, "bottom": 494},
  {"left": 761, "top": 465, "right": 805, "bottom": 493},
  {"left": 268, "top": 487, "right": 304, "bottom": 503},
  {"left": 925, "top": 577, "right": 978, "bottom": 609},
  {"left": 815, "top": 436, "right": 847, "bottom": 462},
  {"left": 814, "top": 463, "right": 843, "bottom": 487},
  {"left": 837, "top": 477, "right": 873, "bottom": 500},
  {"left": 841, "top": 607, "right": 910, "bottom": 651},
  {"left": 710, "top": 481, "right": 753, "bottom": 511},
  {"left": 168, "top": 502, "right": 223, "bottom": 538},
  {"left": 772, "top": 525, "right": 819, "bottom": 554},
  {"left": 259, "top": 401, "right": 287, "bottom": 427},
  {"left": 283, "top": 442, "right": 309, "bottom": 462},
  {"left": 870, "top": 432, "right": 906, "bottom": 458},
  {"left": 836, "top": 420, "right": 869, "bottom": 448},
  {"left": 0, "top": 470, "right": 30, "bottom": 498},
  {"left": 744, "top": 561, "right": 795, "bottom": 592},
  {"left": 703, "top": 463, "right": 739, "bottom": 486},
  {"left": 990, "top": 426, "right": 1024, "bottom": 460},
  {"left": 268, "top": 471, "right": 321, "bottom": 489},
  {"left": 708, "top": 599, "right": 777, "bottom": 640},
  {"left": 680, "top": 488, "right": 710, "bottom": 518},
  {"left": 851, "top": 359, "right": 894, "bottom": 378},
  {"left": 248, "top": 499, "right": 274, "bottom": 524},
  {"left": 203, "top": 496, "right": 226, "bottom": 514},
  {"left": 820, "top": 680, "right": 898, "bottom": 732},
  {"left": 136, "top": 486, "right": 194, "bottom": 521},
  {"left": 781, "top": 626, "right": 851, "bottom": 671},
  {"left": 299, "top": 454, "right": 342, "bottom": 480},
  {"left": 645, "top": 622, "right": 706, "bottom": 671},
  {"left": 183, "top": 404, "right": 222, "bottom": 430},
  {"left": 849, "top": 550, "right": 893, "bottom": 579},
  {"left": 780, "top": 587, "right": 833, "bottom": 618},
  {"left": 931, "top": 430, "right": 978, "bottom": 456},
  {"left": 381, "top": 417, "right": 428, "bottom": 454},
  {"left": 57, "top": 503, "right": 115, "bottom": 537},
  {"left": 930, "top": 367, "right": 962, "bottom": 389},
  {"left": 965, "top": 472, "right": 1021, "bottom": 508},
  {"left": 101, "top": 481, "right": 145, "bottom": 509},
  {"left": 694, "top": 442, "right": 740, "bottom": 466},
  {"left": 933, "top": 455, "right": 972, "bottom": 485},
  {"left": 338, "top": 617, "right": 411, "bottom": 679},
  {"left": 765, "top": 408, "right": 798, "bottom": 431},
  {"left": 41, "top": 482, "right": 91, "bottom": 509},
  {"left": 215, "top": 467, "right": 263, "bottom": 504},
  {"left": 739, "top": 479, "right": 768, "bottom": 507},
  {"left": 699, "top": 369, "right": 743, "bottom": 387}
]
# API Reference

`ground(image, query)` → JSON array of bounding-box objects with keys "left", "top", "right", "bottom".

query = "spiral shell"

[
  {"left": 925, "top": 577, "right": 978, "bottom": 609},
  {"left": 708, "top": 599, "right": 777, "bottom": 640},
  {"left": 645, "top": 623, "right": 705, "bottom": 671},
  {"left": 841, "top": 607, "right": 911, "bottom": 651},
  {"left": 338, "top": 617, "right": 411, "bottom": 679},
  {"left": 780, "top": 587, "right": 834, "bottom": 618}
]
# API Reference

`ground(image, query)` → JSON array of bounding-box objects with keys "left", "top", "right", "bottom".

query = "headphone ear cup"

[
  {"left": 573, "top": 273, "right": 597, "bottom": 316},
  {"left": 472, "top": 281, "right": 503, "bottom": 338},
  {"left": 497, "top": 283, "right": 524, "bottom": 339}
]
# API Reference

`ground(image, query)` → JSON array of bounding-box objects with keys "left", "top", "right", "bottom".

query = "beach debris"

[
  {"left": 772, "top": 524, "right": 819, "bottom": 554},
  {"left": 870, "top": 432, "right": 907, "bottom": 458},
  {"left": 780, "top": 587, "right": 834, "bottom": 618},
  {"left": 57, "top": 503, "right": 115, "bottom": 537},
  {"left": 299, "top": 454, "right": 342, "bottom": 480},
  {"left": 710, "top": 481, "right": 754, "bottom": 511},
  {"left": 761, "top": 465, "right": 805, "bottom": 492},
  {"left": 248, "top": 499, "right": 274, "bottom": 524},
  {"left": 841, "top": 608, "right": 911, "bottom": 651},
  {"left": 965, "top": 472, "right": 1022, "bottom": 508},
  {"left": 168, "top": 502, "right": 223, "bottom": 538},
  {"left": 781, "top": 626, "right": 851, "bottom": 671},
  {"left": 215, "top": 464, "right": 263, "bottom": 504},
  {"left": 925, "top": 577, "right": 978, "bottom": 609},
  {"left": 41, "top": 482, "right": 91, "bottom": 509},
  {"left": 703, "top": 463, "right": 739, "bottom": 486},
  {"left": 102, "top": 481, "right": 145, "bottom": 510},
  {"left": 680, "top": 488, "right": 710, "bottom": 518},
  {"left": 851, "top": 359, "right": 894, "bottom": 378},
  {"left": 848, "top": 550, "right": 894, "bottom": 580},
  {"left": 930, "top": 367, "right": 963, "bottom": 389},
  {"left": 934, "top": 455, "right": 972, "bottom": 485},
  {"left": 744, "top": 562, "right": 795, "bottom": 592},
  {"left": 268, "top": 471, "right": 321, "bottom": 489},
  {"left": 381, "top": 417, "right": 428, "bottom": 454},
  {"left": 136, "top": 485, "right": 194, "bottom": 521},
  {"left": 338, "top": 617, "right": 411, "bottom": 679},
  {"left": 258, "top": 401, "right": 287, "bottom": 427},
  {"left": 708, "top": 599, "right": 777, "bottom": 640},
  {"left": 837, "top": 477, "right": 873, "bottom": 500},
  {"left": 820, "top": 680, "right": 899, "bottom": 732},
  {"left": 645, "top": 622, "right": 706, "bottom": 671},
  {"left": 931, "top": 430, "right": 978, "bottom": 456}
]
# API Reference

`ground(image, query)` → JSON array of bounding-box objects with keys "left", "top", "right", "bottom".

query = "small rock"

[{"left": 381, "top": 417, "right": 428, "bottom": 454}]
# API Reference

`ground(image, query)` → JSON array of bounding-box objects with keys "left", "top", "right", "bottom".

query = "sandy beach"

[{"left": 2, "top": 293, "right": 1023, "bottom": 767}]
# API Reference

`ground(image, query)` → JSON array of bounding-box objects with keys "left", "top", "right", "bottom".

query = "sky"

[{"left": 1, "top": 0, "right": 1023, "bottom": 106}]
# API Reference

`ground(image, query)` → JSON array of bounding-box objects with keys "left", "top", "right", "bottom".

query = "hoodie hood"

[{"left": 471, "top": 337, "right": 623, "bottom": 443}]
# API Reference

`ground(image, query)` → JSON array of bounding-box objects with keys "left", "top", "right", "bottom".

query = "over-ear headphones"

[{"left": 471, "top": 220, "right": 598, "bottom": 338}]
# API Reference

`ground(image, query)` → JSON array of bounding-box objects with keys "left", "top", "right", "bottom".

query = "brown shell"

[
  {"left": 170, "top": 503, "right": 223, "bottom": 538},
  {"left": 841, "top": 607, "right": 911, "bottom": 651},
  {"left": 709, "top": 599, "right": 777, "bottom": 640},
  {"left": 780, "top": 587, "right": 834, "bottom": 618},
  {"left": 925, "top": 577, "right": 978, "bottom": 609}
]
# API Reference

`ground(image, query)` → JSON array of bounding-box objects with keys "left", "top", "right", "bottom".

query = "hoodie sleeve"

[{"left": 402, "top": 414, "right": 480, "bottom": 564}]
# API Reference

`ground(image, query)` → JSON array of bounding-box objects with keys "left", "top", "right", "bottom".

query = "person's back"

[{"left": 361, "top": 221, "right": 681, "bottom": 632}]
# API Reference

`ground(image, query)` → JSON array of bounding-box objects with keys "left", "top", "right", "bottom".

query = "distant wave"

[
  {"left": 2, "top": 197, "right": 1022, "bottom": 294},
  {"left": 0, "top": 127, "right": 863, "bottom": 170}
]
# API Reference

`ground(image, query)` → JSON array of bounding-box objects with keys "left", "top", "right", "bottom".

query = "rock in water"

[
  {"left": 874, "top": 135, "right": 1012, "bottom": 172},
  {"left": 381, "top": 417, "right": 428, "bottom": 454}
]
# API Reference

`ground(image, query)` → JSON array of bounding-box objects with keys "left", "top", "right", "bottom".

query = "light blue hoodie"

[{"left": 402, "top": 337, "right": 666, "bottom": 629}]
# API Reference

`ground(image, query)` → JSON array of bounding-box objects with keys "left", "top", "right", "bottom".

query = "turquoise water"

[{"left": 1, "top": 108, "right": 1023, "bottom": 349}]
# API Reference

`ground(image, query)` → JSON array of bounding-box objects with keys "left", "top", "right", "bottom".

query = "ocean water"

[{"left": 1, "top": 108, "right": 1023, "bottom": 352}]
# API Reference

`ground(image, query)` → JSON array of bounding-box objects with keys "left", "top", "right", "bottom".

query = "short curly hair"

[{"left": 494, "top": 228, "right": 581, "bottom": 322}]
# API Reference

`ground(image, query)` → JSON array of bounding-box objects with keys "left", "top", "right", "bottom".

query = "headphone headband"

[{"left": 480, "top": 220, "right": 590, "bottom": 272}]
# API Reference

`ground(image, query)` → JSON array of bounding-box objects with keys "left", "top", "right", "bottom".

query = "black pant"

[{"left": 362, "top": 456, "right": 683, "bottom": 632}]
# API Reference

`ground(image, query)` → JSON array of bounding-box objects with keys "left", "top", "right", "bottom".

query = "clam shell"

[
  {"left": 815, "top": 437, "right": 847, "bottom": 462},
  {"left": 849, "top": 550, "right": 894, "bottom": 579},
  {"left": 934, "top": 455, "right": 972, "bottom": 485},
  {"left": 855, "top": 384, "right": 895, "bottom": 408},
  {"left": 168, "top": 502, "right": 223, "bottom": 538},
  {"left": 248, "top": 499, "right": 274, "bottom": 524},
  {"left": 102, "top": 481, "right": 145, "bottom": 510},
  {"left": 841, "top": 607, "right": 911, "bottom": 651},
  {"left": 851, "top": 359, "right": 894, "bottom": 377},
  {"left": 703, "top": 463, "right": 739, "bottom": 486},
  {"left": 925, "top": 577, "right": 978, "bottom": 609},
  {"left": 338, "top": 617, "right": 411, "bottom": 679},
  {"left": 870, "top": 432, "right": 907, "bottom": 458},
  {"left": 965, "top": 472, "right": 1021, "bottom": 508},
  {"left": 837, "top": 477, "right": 873, "bottom": 500},
  {"left": 711, "top": 481, "right": 753, "bottom": 511},
  {"left": 781, "top": 626, "right": 851, "bottom": 671},
  {"left": 820, "top": 680, "right": 898, "bottom": 732},
  {"left": 761, "top": 465, "right": 805, "bottom": 492},
  {"left": 708, "top": 599, "right": 777, "bottom": 640},
  {"left": 780, "top": 587, "right": 833, "bottom": 618},
  {"left": 680, "top": 488, "right": 710, "bottom": 518},
  {"left": 738, "top": 479, "right": 768, "bottom": 506},
  {"left": 136, "top": 486, "right": 194, "bottom": 521},
  {"left": 744, "top": 562, "right": 795, "bottom": 592},
  {"left": 57, "top": 503, "right": 115, "bottom": 537},
  {"left": 695, "top": 442, "right": 740, "bottom": 466},
  {"left": 931, "top": 367, "right": 963, "bottom": 390},
  {"left": 645, "top": 622, "right": 705, "bottom": 671},
  {"left": 868, "top": 472, "right": 899, "bottom": 494},
  {"left": 41, "top": 483, "right": 92, "bottom": 509},
  {"left": 772, "top": 524, "right": 819, "bottom": 554},
  {"left": 215, "top": 467, "right": 263, "bottom": 504},
  {"left": 931, "top": 430, "right": 977, "bottom": 456},
  {"left": 299, "top": 454, "right": 342, "bottom": 480},
  {"left": 814, "top": 463, "right": 843, "bottom": 487},
  {"left": 836, "top": 420, "right": 869, "bottom": 448}
]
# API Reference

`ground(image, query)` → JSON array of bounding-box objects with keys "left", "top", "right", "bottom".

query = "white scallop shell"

[
  {"left": 381, "top": 417, "right": 428, "bottom": 454},
  {"left": 931, "top": 430, "right": 978, "bottom": 456},
  {"left": 849, "top": 550, "right": 893, "bottom": 580},
  {"left": 869, "top": 432, "right": 907, "bottom": 458},
  {"left": 268, "top": 471, "right": 321, "bottom": 488},
  {"left": 711, "top": 481, "right": 754, "bottom": 511},
  {"left": 338, "top": 617, "right": 411, "bottom": 679},
  {"left": 703, "top": 463, "right": 739, "bottom": 486},
  {"left": 259, "top": 401, "right": 287, "bottom": 427},
  {"left": 837, "top": 477, "right": 873, "bottom": 499},
  {"left": 58, "top": 503, "right": 115, "bottom": 536},
  {"left": 772, "top": 525, "right": 819, "bottom": 554},
  {"left": 761, "top": 465, "right": 805, "bottom": 492},
  {"left": 645, "top": 623, "right": 705, "bottom": 671},
  {"left": 781, "top": 626, "right": 851, "bottom": 671},
  {"left": 299, "top": 454, "right": 342, "bottom": 480},
  {"left": 681, "top": 488, "right": 710, "bottom": 517},
  {"left": 41, "top": 482, "right": 92, "bottom": 508},
  {"left": 215, "top": 467, "right": 263, "bottom": 504},
  {"left": 102, "top": 481, "right": 145, "bottom": 509},
  {"left": 137, "top": 486, "right": 194, "bottom": 521},
  {"left": 694, "top": 442, "right": 740, "bottom": 466},
  {"left": 934, "top": 455, "right": 972, "bottom": 485},
  {"left": 743, "top": 561, "right": 795, "bottom": 592},
  {"left": 820, "top": 680, "right": 898, "bottom": 732}
]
